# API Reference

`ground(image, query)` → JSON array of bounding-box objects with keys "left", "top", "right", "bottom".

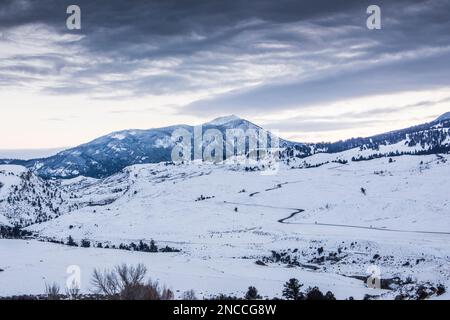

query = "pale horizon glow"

[
  {"left": 1, "top": 0, "right": 449, "bottom": 150},
  {"left": 1, "top": 86, "right": 449, "bottom": 150}
]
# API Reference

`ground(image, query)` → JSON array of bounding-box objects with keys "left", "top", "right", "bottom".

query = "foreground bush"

[
  {"left": 45, "top": 282, "right": 61, "bottom": 300},
  {"left": 91, "top": 263, "right": 174, "bottom": 300},
  {"left": 245, "top": 286, "right": 262, "bottom": 300}
]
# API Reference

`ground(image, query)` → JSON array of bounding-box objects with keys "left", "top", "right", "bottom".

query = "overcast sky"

[{"left": 1, "top": 0, "right": 450, "bottom": 149}]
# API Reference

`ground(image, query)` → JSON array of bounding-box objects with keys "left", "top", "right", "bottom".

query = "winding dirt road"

[{"left": 222, "top": 201, "right": 450, "bottom": 235}]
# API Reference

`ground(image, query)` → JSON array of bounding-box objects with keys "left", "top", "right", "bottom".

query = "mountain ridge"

[{"left": 1, "top": 113, "right": 450, "bottom": 179}]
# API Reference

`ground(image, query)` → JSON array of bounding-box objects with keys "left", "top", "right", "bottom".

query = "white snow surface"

[{"left": 1, "top": 154, "right": 450, "bottom": 299}]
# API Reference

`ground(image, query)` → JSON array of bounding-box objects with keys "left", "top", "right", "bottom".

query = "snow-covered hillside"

[
  {"left": 0, "top": 165, "right": 126, "bottom": 227},
  {"left": 0, "top": 165, "right": 68, "bottom": 226},
  {"left": 1, "top": 153, "right": 449, "bottom": 299}
]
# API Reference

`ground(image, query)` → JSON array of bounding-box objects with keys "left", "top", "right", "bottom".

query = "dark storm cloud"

[
  {"left": 184, "top": 0, "right": 450, "bottom": 115},
  {"left": 186, "top": 49, "right": 450, "bottom": 113},
  {"left": 0, "top": 0, "right": 449, "bottom": 115},
  {"left": 0, "top": 0, "right": 364, "bottom": 35}
]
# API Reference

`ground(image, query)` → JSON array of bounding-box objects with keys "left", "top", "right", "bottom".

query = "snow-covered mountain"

[
  {"left": 436, "top": 112, "right": 450, "bottom": 122},
  {"left": 1, "top": 113, "right": 450, "bottom": 180},
  {"left": 0, "top": 116, "right": 293, "bottom": 179}
]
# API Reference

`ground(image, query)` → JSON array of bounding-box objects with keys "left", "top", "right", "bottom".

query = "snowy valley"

[{"left": 1, "top": 116, "right": 450, "bottom": 300}]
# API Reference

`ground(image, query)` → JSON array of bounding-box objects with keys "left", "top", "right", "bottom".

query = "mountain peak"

[
  {"left": 205, "top": 115, "right": 242, "bottom": 126},
  {"left": 435, "top": 112, "right": 450, "bottom": 122}
]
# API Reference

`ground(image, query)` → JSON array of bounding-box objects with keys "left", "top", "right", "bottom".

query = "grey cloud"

[
  {"left": 0, "top": 0, "right": 449, "bottom": 110},
  {"left": 264, "top": 119, "right": 388, "bottom": 133},
  {"left": 184, "top": 49, "right": 450, "bottom": 115},
  {"left": 261, "top": 95, "right": 450, "bottom": 135},
  {"left": 341, "top": 96, "right": 450, "bottom": 119}
]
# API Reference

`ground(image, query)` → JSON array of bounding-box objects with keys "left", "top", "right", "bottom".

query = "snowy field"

[
  {"left": 0, "top": 239, "right": 373, "bottom": 299},
  {"left": 1, "top": 153, "right": 450, "bottom": 299}
]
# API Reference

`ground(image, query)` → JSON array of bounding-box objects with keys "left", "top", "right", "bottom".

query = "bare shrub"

[
  {"left": 66, "top": 280, "right": 81, "bottom": 300},
  {"left": 45, "top": 282, "right": 61, "bottom": 300},
  {"left": 91, "top": 268, "right": 120, "bottom": 297},
  {"left": 91, "top": 263, "right": 174, "bottom": 300}
]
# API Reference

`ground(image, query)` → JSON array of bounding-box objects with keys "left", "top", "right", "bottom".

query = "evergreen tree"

[
  {"left": 282, "top": 278, "right": 303, "bottom": 300},
  {"left": 67, "top": 236, "right": 77, "bottom": 247},
  {"left": 150, "top": 240, "right": 158, "bottom": 252},
  {"left": 81, "top": 239, "right": 91, "bottom": 248}
]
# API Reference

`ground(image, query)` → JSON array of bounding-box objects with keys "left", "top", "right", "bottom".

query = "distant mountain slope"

[
  {"left": 284, "top": 114, "right": 450, "bottom": 160},
  {"left": 1, "top": 113, "right": 450, "bottom": 179}
]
